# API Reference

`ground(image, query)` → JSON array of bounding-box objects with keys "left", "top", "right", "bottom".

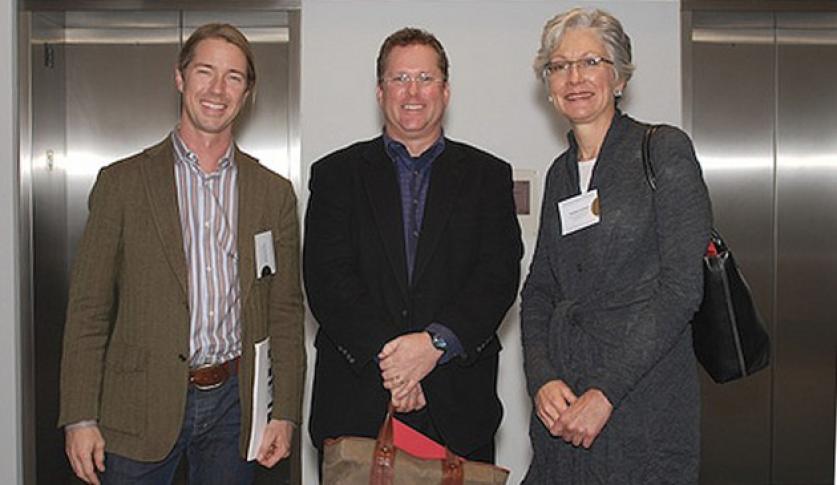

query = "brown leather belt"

[{"left": 189, "top": 356, "right": 240, "bottom": 391}]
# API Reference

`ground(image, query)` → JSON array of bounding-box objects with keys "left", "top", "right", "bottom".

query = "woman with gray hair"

[{"left": 520, "top": 7, "right": 711, "bottom": 483}]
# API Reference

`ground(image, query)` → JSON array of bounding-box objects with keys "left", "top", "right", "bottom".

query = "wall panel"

[
  {"left": 687, "top": 10, "right": 837, "bottom": 484},
  {"left": 689, "top": 13, "right": 775, "bottom": 484},
  {"left": 773, "top": 14, "right": 837, "bottom": 484}
]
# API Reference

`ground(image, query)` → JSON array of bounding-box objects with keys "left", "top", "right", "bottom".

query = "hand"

[
  {"left": 535, "top": 380, "right": 577, "bottom": 432},
  {"left": 379, "top": 332, "right": 442, "bottom": 400},
  {"left": 551, "top": 388, "right": 613, "bottom": 449},
  {"left": 256, "top": 419, "right": 294, "bottom": 468},
  {"left": 65, "top": 424, "right": 106, "bottom": 485},
  {"left": 391, "top": 382, "right": 427, "bottom": 413}
]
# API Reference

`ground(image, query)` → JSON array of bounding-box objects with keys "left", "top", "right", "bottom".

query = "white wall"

[
  {"left": 300, "top": 1, "right": 681, "bottom": 483},
  {"left": 0, "top": 1, "right": 23, "bottom": 484}
]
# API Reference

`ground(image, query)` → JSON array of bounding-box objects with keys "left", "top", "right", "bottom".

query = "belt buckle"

[{"left": 191, "top": 362, "right": 226, "bottom": 391}]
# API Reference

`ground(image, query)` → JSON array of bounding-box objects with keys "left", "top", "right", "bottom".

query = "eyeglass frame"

[
  {"left": 541, "top": 56, "right": 614, "bottom": 79},
  {"left": 380, "top": 71, "right": 446, "bottom": 89}
]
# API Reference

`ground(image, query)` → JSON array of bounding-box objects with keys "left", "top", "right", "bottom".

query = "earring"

[
  {"left": 547, "top": 95, "right": 554, "bottom": 103},
  {"left": 614, "top": 88, "right": 623, "bottom": 97}
]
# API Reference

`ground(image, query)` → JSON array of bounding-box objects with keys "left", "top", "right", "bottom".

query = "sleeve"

[
  {"left": 58, "top": 167, "right": 123, "bottom": 427},
  {"left": 578, "top": 127, "right": 713, "bottom": 407},
  {"left": 520, "top": 162, "right": 564, "bottom": 396},
  {"left": 424, "top": 322, "right": 464, "bottom": 364},
  {"left": 302, "top": 160, "right": 401, "bottom": 373},
  {"left": 268, "top": 181, "right": 306, "bottom": 424},
  {"left": 431, "top": 161, "right": 523, "bottom": 365}
]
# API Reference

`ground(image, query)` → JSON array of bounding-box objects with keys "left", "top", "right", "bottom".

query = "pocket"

[{"left": 99, "top": 343, "right": 147, "bottom": 436}]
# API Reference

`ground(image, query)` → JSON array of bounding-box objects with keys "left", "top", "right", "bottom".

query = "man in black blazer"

[{"left": 304, "top": 27, "right": 522, "bottom": 464}]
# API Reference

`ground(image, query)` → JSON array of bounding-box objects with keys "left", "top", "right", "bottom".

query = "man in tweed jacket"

[{"left": 59, "top": 24, "right": 304, "bottom": 485}]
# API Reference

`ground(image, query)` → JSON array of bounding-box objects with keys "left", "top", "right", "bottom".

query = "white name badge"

[
  {"left": 254, "top": 230, "right": 276, "bottom": 279},
  {"left": 557, "top": 189, "right": 601, "bottom": 236}
]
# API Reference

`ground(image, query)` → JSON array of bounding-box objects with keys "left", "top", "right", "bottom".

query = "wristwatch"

[{"left": 426, "top": 330, "right": 448, "bottom": 352}]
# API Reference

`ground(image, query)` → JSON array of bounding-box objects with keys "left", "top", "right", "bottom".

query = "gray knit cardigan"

[{"left": 520, "top": 112, "right": 712, "bottom": 484}]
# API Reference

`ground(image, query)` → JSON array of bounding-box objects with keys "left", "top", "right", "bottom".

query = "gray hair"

[{"left": 533, "top": 8, "right": 634, "bottom": 86}]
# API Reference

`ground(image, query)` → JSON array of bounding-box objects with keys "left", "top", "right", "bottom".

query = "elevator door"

[
  {"left": 773, "top": 14, "right": 837, "bottom": 484},
  {"left": 23, "top": 9, "right": 300, "bottom": 484},
  {"left": 688, "top": 11, "right": 837, "bottom": 484}
]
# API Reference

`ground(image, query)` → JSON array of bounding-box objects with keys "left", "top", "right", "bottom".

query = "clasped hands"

[
  {"left": 378, "top": 332, "right": 443, "bottom": 413},
  {"left": 535, "top": 380, "right": 613, "bottom": 449}
]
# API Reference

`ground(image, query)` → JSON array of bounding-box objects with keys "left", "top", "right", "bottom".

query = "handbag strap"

[
  {"left": 370, "top": 405, "right": 396, "bottom": 485},
  {"left": 642, "top": 124, "right": 723, "bottom": 254},
  {"left": 370, "top": 404, "right": 465, "bottom": 485},
  {"left": 442, "top": 448, "right": 464, "bottom": 485},
  {"left": 642, "top": 124, "right": 661, "bottom": 192}
]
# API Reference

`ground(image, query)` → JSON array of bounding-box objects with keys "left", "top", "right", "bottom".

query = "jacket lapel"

[
  {"left": 585, "top": 113, "right": 629, "bottom": 290},
  {"left": 361, "top": 140, "right": 409, "bottom": 298},
  {"left": 412, "top": 142, "right": 465, "bottom": 285},
  {"left": 237, "top": 148, "right": 262, "bottom": 305},
  {"left": 140, "top": 138, "right": 188, "bottom": 299}
]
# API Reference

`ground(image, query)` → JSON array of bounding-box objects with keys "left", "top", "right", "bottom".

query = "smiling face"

[
  {"left": 376, "top": 44, "right": 450, "bottom": 154},
  {"left": 546, "top": 27, "right": 624, "bottom": 130},
  {"left": 175, "top": 37, "right": 250, "bottom": 141}
]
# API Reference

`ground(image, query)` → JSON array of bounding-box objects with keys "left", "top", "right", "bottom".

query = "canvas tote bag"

[{"left": 322, "top": 405, "right": 509, "bottom": 485}]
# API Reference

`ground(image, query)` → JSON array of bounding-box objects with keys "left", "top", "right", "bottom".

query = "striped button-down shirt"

[{"left": 172, "top": 131, "right": 241, "bottom": 366}]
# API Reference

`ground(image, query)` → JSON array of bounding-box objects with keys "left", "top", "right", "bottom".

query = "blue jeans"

[{"left": 102, "top": 375, "right": 254, "bottom": 485}]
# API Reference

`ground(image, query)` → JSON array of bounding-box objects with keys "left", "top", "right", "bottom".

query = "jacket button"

[{"left": 401, "top": 309, "right": 408, "bottom": 317}]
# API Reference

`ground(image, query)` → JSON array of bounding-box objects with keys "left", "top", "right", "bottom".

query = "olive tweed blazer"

[{"left": 58, "top": 137, "right": 305, "bottom": 461}]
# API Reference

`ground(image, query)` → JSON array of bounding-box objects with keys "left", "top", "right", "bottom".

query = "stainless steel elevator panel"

[
  {"left": 18, "top": 11, "right": 36, "bottom": 485},
  {"left": 689, "top": 13, "right": 775, "bottom": 485},
  {"left": 22, "top": 8, "right": 300, "bottom": 484},
  {"left": 29, "top": 13, "right": 73, "bottom": 484},
  {"left": 63, "top": 11, "right": 180, "bottom": 260},
  {"left": 774, "top": 14, "right": 837, "bottom": 484},
  {"left": 687, "top": 10, "right": 837, "bottom": 484}
]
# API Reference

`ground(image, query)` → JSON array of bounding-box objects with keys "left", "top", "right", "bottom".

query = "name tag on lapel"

[
  {"left": 557, "top": 189, "right": 600, "bottom": 236},
  {"left": 254, "top": 231, "right": 276, "bottom": 279}
]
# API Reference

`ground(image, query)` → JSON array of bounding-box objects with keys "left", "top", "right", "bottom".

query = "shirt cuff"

[
  {"left": 426, "top": 323, "right": 464, "bottom": 365},
  {"left": 65, "top": 420, "right": 98, "bottom": 431}
]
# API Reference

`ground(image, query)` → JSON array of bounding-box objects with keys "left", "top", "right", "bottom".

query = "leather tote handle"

[
  {"left": 370, "top": 405, "right": 396, "bottom": 485},
  {"left": 442, "top": 448, "right": 464, "bottom": 485},
  {"left": 369, "top": 404, "right": 465, "bottom": 485}
]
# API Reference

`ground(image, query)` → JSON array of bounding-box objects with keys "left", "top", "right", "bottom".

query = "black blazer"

[{"left": 304, "top": 136, "right": 522, "bottom": 456}]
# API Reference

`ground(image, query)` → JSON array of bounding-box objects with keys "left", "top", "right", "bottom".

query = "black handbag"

[{"left": 642, "top": 125, "right": 770, "bottom": 383}]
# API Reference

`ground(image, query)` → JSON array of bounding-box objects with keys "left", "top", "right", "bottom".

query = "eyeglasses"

[
  {"left": 382, "top": 72, "right": 444, "bottom": 89},
  {"left": 542, "top": 56, "right": 614, "bottom": 78}
]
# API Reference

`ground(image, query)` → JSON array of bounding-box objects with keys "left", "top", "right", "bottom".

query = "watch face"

[{"left": 431, "top": 333, "right": 448, "bottom": 350}]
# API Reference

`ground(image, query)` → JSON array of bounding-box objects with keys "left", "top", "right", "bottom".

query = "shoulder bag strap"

[{"left": 642, "top": 124, "right": 661, "bottom": 191}]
